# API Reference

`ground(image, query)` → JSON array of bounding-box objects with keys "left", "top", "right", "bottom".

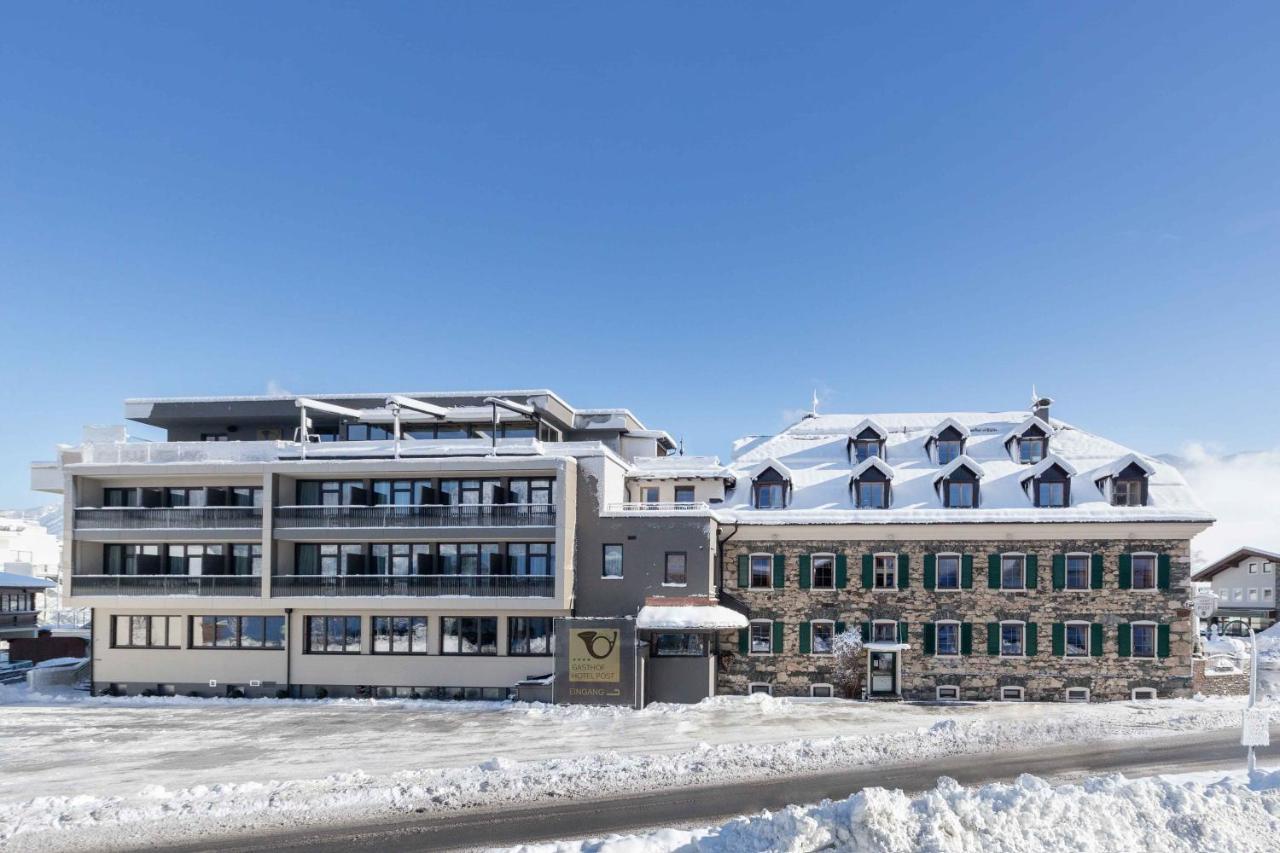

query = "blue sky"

[{"left": 2, "top": 3, "right": 1279, "bottom": 508}]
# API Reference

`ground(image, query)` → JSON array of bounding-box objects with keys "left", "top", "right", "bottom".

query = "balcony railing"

[
  {"left": 274, "top": 503, "right": 555, "bottom": 529},
  {"left": 606, "top": 501, "right": 711, "bottom": 513},
  {"left": 0, "top": 612, "right": 38, "bottom": 631},
  {"left": 70, "top": 575, "right": 263, "bottom": 596},
  {"left": 75, "top": 507, "right": 264, "bottom": 530},
  {"left": 271, "top": 574, "right": 555, "bottom": 598}
]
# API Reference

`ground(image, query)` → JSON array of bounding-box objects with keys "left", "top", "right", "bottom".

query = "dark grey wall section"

[{"left": 645, "top": 654, "right": 714, "bottom": 704}]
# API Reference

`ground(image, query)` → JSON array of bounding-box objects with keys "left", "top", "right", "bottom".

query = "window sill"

[
  {"left": 661, "top": 582, "right": 688, "bottom": 588},
  {"left": 998, "top": 654, "right": 1027, "bottom": 659},
  {"left": 932, "top": 653, "right": 962, "bottom": 659},
  {"left": 601, "top": 576, "right": 624, "bottom": 581},
  {"left": 1062, "top": 654, "right": 1092, "bottom": 661}
]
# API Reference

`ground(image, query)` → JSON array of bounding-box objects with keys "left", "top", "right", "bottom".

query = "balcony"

[
  {"left": 274, "top": 503, "right": 555, "bottom": 529},
  {"left": 69, "top": 575, "right": 263, "bottom": 597},
  {"left": 271, "top": 574, "right": 555, "bottom": 598},
  {"left": 0, "top": 612, "right": 38, "bottom": 633},
  {"left": 606, "top": 501, "right": 711, "bottom": 513},
  {"left": 75, "top": 507, "right": 264, "bottom": 530}
]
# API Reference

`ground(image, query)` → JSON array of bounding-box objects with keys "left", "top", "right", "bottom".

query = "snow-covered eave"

[
  {"left": 744, "top": 457, "right": 794, "bottom": 481},
  {"left": 1092, "top": 452, "right": 1158, "bottom": 483},
  {"left": 847, "top": 418, "right": 889, "bottom": 441},
  {"left": 850, "top": 456, "right": 895, "bottom": 481},
  {"left": 1017, "top": 454, "right": 1078, "bottom": 483},
  {"left": 1002, "top": 415, "right": 1056, "bottom": 444},
  {"left": 934, "top": 455, "right": 984, "bottom": 482},
  {"left": 635, "top": 604, "right": 749, "bottom": 631},
  {"left": 711, "top": 508, "right": 1215, "bottom": 526},
  {"left": 927, "top": 417, "right": 971, "bottom": 441}
]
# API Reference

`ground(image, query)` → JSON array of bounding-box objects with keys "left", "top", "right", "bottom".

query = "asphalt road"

[{"left": 153, "top": 727, "right": 1277, "bottom": 853}]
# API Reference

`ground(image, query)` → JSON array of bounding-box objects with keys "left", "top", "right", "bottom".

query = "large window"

[
  {"left": 1132, "top": 623, "right": 1157, "bottom": 658},
  {"left": 936, "top": 554, "right": 961, "bottom": 590},
  {"left": 194, "top": 615, "right": 286, "bottom": 649},
  {"left": 441, "top": 616, "right": 498, "bottom": 655},
  {"left": 749, "top": 620, "right": 772, "bottom": 654},
  {"left": 937, "top": 440, "right": 962, "bottom": 465},
  {"left": 437, "top": 543, "right": 501, "bottom": 575},
  {"left": 936, "top": 621, "right": 960, "bottom": 656},
  {"left": 872, "top": 621, "right": 898, "bottom": 643},
  {"left": 104, "top": 544, "right": 161, "bottom": 575},
  {"left": 1113, "top": 479, "right": 1144, "bottom": 507},
  {"left": 1065, "top": 622, "right": 1090, "bottom": 657},
  {"left": 1132, "top": 554, "right": 1157, "bottom": 589},
  {"left": 750, "top": 554, "right": 772, "bottom": 589},
  {"left": 304, "top": 615, "right": 361, "bottom": 653},
  {"left": 653, "top": 633, "right": 707, "bottom": 656},
  {"left": 1001, "top": 555, "right": 1026, "bottom": 590},
  {"left": 509, "top": 543, "right": 553, "bottom": 576},
  {"left": 639, "top": 486, "right": 660, "bottom": 503},
  {"left": 167, "top": 544, "right": 223, "bottom": 576},
  {"left": 372, "top": 616, "right": 429, "bottom": 654},
  {"left": 297, "top": 480, "right": 367, "bottom": 506},
  {"left": 370, "top": 543, "right": 432, "bottom": 576},
  {"left": 112, "top": 615, "right": 182, "bottom": 648},
  {"left": 602, "top": 544, "right": 624, "bottom": 579},
  {"left": 811, "top": 621, "right": 835, "bottom": 654},
  {"left": 295, "top": 543, "right": 363, "bottom": 576},
  {"left": 946, "top": 480, "right": 975, "bottom": 508},
  {"left": 230, "top": 544, "right": 262, "bottom": 576},
  {"left": 507, "top": 479, "right": 552, "bottom": 506},
  {"left": 874, "top": 555, "right": 897, "bottom": 590},
  {"left": 508, "top": 617, "right": 554, "bottom": 655},
  {"left": 0, "top": 593, "right": 34, "bottom": 612},
  {"left": 166, "top": 487, "right": 206, "bottom": 507},
  {"left": 1066, "top": 554, "right": 1090, "bottom": 590},
  {"left": 664, "top": 552, "right": 687, "bottom": 585},
  {"left": 673, "top": 485, "right": 696, "bottom": 503},
  {"left": 856, "top": 481, "right": 887, "bottom": 509},
  {"left": 811, "top": 554, "right": 835, "bottom": 589},
  {"left": 1000, "top": 622, "right": 1025, "bottom": 657}
]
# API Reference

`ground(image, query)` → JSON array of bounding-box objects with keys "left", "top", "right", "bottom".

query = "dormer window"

[
  {"left": 937, "top": 438, "right": 963, "bottom": 465},
  {"left": 937, "top": 457, "right": 983, "bottom": 508},
  {"left": 1113, "top": 478, "right": 1143, "bottom": 506},
  {"left": 1019, "top": 437, "right": 1046, "bottom": 464},
  {"left": 1004, "top": 417, "right": 1053, "bottom": 465},
  {"left": 847, "top": 420, "right": 889, "bottom": 464},
  {"left": 854, "top": 438, "right": 882, "bottom": 463},
  {"left": 1095, "top": 455, "right": 1154, "bottom": 508},
  {"left": 1022, "top": 456, "right": 1076, "bottom": 508},
  {"left": 850, "top": 457, "right": 893, "bottom": 509},
  {"left": 749, "top": 461, "right": 792, "bottom": 509}
]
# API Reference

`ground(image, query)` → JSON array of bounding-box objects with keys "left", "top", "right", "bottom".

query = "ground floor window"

[
  {"left": 1065, "top": 622, "right": 1090, "bottom": 657},
  {"left": 113, "top": 614, "right": 182, "bottom": 649},
  {"left": 748, "top": 682, "right": 772, "bottom": 696},
  {"left": 441, "top": 616, "right": 498, "bottom": 655},
  {"left": 1000, "top": 622, "right": 1025, "bottom": 657},
  {"left": 1131, "top": 687, "right": 1157, "bottom": 700},
  {"left": 936, "top": 621, "right": 960, "bottom": 656},
  {"left": 872, "top": 620, "right": 897, "bottom": 643},
  {"left": 372, "top": 616, "right": 429, "bottom": 654},
  {"left": 304, "top": 615, "right": 360, "bottom": 653},
  {"left": 1065, "top": 687, "right": 1090, "bottom": 702},
  {"left": 999, "top": 686, "right": 1025, "bottom": 701},
  {"left": 1131, "top": 623, "right": 1157, "bottom": 658},
  {"left": 750, "top": 620, "right": 773, "bottom": 654},
  {"left": 810, "top": 683, "right": 834, "bottom": 698},
  {"left": 811, "top": 621, "right": 835, "bottom": 654},
  {"left": 193, "top": 615, "right": 287, "bottom": 649},
  {"left": 936, "top": 685, "right": 960, "bottom": 701},
  {"left": 652, "top": 632, "right": 707, "bottom": 656},
  {"left": 508, "top": 617, "right": 554, "bottom": 655}
]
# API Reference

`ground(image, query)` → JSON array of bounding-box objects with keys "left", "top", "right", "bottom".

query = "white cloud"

[
  {"left": 1173, "top": 443, "right": 1280, "bottom": 567},
  {"left": 265, "top": 379, "right": 292, "bottom": 396}
]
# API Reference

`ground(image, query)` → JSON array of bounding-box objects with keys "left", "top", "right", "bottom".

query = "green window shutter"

[
  {"left": 1157, "top": 624, "right": 1171, "bottom": 658},
  {"left": 773, "top": 554, "right": 786, "bottom": 589},
  {"left": 987, "top": 554, "right": 1000, "bottom": 589},
  {"left": 1157, "top": 555, "right": 1171, "bottom": 590},
  {"left": 798, "top": 555, "right": 811, "bottom": 590},
  {"left": 1025, "top": 554, "right": 1038, "bottom": 590},
  {"left": 835, "top": 620, "right": 846, "bottom": 634},
  {"left": 1090, "top": 623, "right": 1104, "bottom": 656},
  {"left": 986, "top": 622, "right": 999, "bottom": 655},
  {"left": 1118, "top": 554, "right": 1132, "bottom": 590},
  {"left": 1052, "top": 554, "right": 1066, "bottom": 590},
  {"left": 798, "top": 622, "right": 811, "bottom": 654},
  {"left": 835, "top": 554, "right": 848, "bottom": 589},
  {"left": 923, "top": 623, "right": 936, "bottom": 655},
  {"left": 961, "top": 622, "right": 973, "bottom": 655},
  {"left": 772, "top": 620, "right": 784, "bottom": 654},
  {"left": 1117, "top": 623, "right": 1131, "bottom": 657},
  {"left": 861, "top": 554, "right": 874, "bottom": 588},
  {"left": 738, "top": 628, "right": 748, "bottom": 654},
  {"left": 923, "top": 554, "right": 936, "bottom": 590},
  {"left": 1025, "top": 623, "right": 1038, "bottom": 656},
  {"left": 897, "top": 553, "right": 910, "bottom": 589},
  {"left": 1052, "top": 623, "right": 1065, "bottom": 657},
  {"left": 861, "top": 620, "right": 871, "bottom": 643},
  {"left": 961, "top": 554, "right": 974, "bottom": 589},
  {"left": 1091, "top": 554, "right": 1104, "bottom": 590},
  {"left": 737, "top": 554, "right": 749, "bottom": 588},
  {"left": 898, "top": 621, "right": 908, "bottom": 644}
]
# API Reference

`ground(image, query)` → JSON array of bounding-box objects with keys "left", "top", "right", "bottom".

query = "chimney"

[{"left": 1033, "top": 396, "right": 1053, "bottom": 423}]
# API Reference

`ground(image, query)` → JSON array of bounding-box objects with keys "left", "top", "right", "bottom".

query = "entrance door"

[{"left": 869, "top": 651, "right": 897, "bottom": 697}]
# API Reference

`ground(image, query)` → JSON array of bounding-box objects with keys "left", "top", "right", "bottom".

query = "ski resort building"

[{"left": 30, "top": 390, "right": 1212, "bottom": 703}]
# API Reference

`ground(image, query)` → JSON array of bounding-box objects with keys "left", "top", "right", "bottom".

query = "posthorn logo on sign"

[{"left": 569, "top": 628, "right": 621, "bottom": 690}]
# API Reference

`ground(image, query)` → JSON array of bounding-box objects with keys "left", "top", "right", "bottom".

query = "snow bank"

[{"left": 517, "top": 770, "right": 1280, "bottom": 853}]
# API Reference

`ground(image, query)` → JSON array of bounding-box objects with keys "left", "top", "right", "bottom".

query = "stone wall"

[
  {"left": 718, "top": 536, "right": 1194, "bottom": 702},
  {"left": 1191, "top": 655, "right": 1250, "bottom": 696}
]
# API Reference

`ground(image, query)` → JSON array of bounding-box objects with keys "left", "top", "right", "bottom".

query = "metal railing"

[
  {"left": 607, "top": 501, "right": 711, "bottom": 512},
  {"left": 0, "top": 612, "right": 38, "bottom": 630},
  {"left": 70, "top": 575, "right": 263, "bottom": 596},
  {"left": 75, "top": 507, "right": 264, "bottom": 530},
  {"left": 274, "top": 503, "right": 555, "bottom": 528},
  {"left": 271, "top": 574, "right": 555, "bottom": 598}
]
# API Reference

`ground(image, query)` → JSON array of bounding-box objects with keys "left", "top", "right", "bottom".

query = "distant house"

[{"left": 1194, "top": 547, "right": 1279, "bottom": 633}]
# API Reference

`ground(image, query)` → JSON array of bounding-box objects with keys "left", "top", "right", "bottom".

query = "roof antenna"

[
  {"left": 678, "top": 436, "right": 685, "bottom": 456},
  {"left": 811, "top": 388, "right": 820, "bottom": 417}
]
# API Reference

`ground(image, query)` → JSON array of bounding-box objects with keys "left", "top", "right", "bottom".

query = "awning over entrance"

[
  {"left": 636, "top": 597, "right": 749, "bottom": 630},
  {"left": 863, "top": 641, "right": 910, "bottom": 652}
]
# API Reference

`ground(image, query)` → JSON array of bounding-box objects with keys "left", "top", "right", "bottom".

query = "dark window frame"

[
  {"left": 191, "top": 614, "right": 286, "bottom": 650},
  {"left": 602, "top": 544, "right": 624, "bottom": 579},
  {"left": 371, "top": 615, "right": 430, "bottom": 655},
  {"left": 508, "top": 616, "right": 554, "bottom": 656},
  {"left": 303, "top": 614, "right": 361, "bottom": 654},
  {"left": 664, "top": 551, "right": 688, "bottom": 585},
  {"left": 440, "top": 616, "right": 499, "bottom": 656}
]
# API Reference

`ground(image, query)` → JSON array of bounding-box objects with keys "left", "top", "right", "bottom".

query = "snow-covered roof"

[
  {"left": 0, "top": 571, "right": 56, "bottom": 589},
  {"left": 628, "top": 455, "right": 735, "bottom": 480},
  {"left": 1017, "top": 454, "right": 1078, "bottom": 483},
  {"left": 719, "top": 409, "right": 1213, "bottom": 525},
  {"left": 934, "top": 454, "right": 985, "bottom": 483},
  {"left": 1002, "top": 415, "right": 1056, "bottom": 443},
  {"left": 848, "top": 418, "right": 889, "bottom": 441},
  {"left": 746, "top": 458, "right": 794, "bottom": 481},
  {"left": 1092, "top": 452, "right": 1158, "bottom": 482},
  {"left": 635, "top": 603, "right": 749, "bottom": 630},
  {"left": 850, "top": 456, "right": 894, "bottom": 481},
  {"left": 1193, "top": 546, "right": 1280, "bottom": 581}
]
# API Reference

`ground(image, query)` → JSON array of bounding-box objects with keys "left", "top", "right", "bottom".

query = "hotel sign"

[
  {"left": 569, "top": 629, "right": 620, "bottom": 684},
  {"left": 554, "top": 618, "right": 636, "bottom": 707}
]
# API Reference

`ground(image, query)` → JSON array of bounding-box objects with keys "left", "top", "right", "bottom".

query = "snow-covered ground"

[
  {"left": 0, "top": 686, "right": 1262, "bottom": 851},
  {"left": 514, "top": 768, "right": 1280, "bottom": 852}
]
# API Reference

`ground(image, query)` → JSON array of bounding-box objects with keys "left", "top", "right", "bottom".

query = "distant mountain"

[{"left": 0, "top": 504, "right": 63, "bottom": 537}]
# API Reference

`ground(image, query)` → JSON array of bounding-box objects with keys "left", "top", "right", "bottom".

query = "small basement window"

[
  {"left": 936, "top": 685, "right": 960, "bottom": 701},
  {"left": 999, "top": 686, "right": 1025, "bottom": 702},
  {"left": 748, "top": 683, "right": 772, "bottom": 696},
  {"left": 810, "top": 683, "right": 834, "bottom": 698},
  {"left": 1131, "top": 688, "right": 1157, "bottom": 701},
  {"left": 1065, "top": 687, "right": 1090, "bottom": 702}
]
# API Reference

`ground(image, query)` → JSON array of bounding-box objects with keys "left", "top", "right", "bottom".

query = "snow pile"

[{"left": 518, "top": 770, "right": 1280, "bottom": 853}]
